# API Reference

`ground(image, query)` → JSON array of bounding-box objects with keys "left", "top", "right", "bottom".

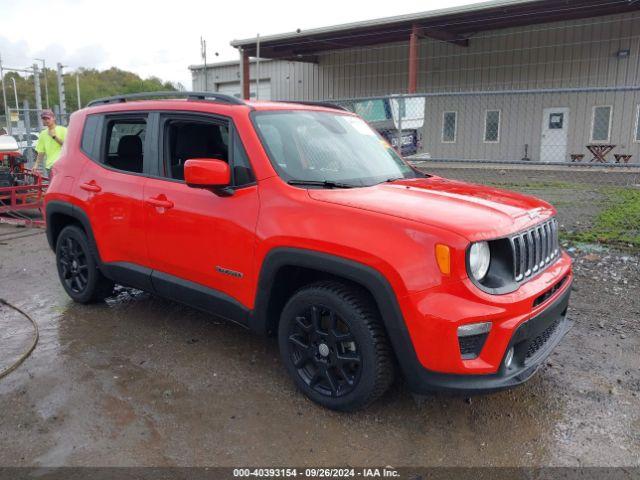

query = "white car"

[{"left": 0, "top": 134, "right": 21, "bottom": 153}]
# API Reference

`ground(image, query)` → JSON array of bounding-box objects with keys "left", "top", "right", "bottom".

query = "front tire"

[
  {"left": 55, "top": 225, "right": 114, "bottom": 303},
  {"left": 278, "top": 281, "right": 395, "bottom": 411}
]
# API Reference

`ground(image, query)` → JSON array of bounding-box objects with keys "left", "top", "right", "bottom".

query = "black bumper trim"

[{"left": 404, "top": 278, "right": 573, "bottom": 394}]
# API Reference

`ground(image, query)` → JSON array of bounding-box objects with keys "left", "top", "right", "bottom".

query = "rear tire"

[
  {"left": 278, "top": 281, "right": 395, "bottom": 411},
  {"left": 55, "top": 225, "right": 114, "bottom": 303}
]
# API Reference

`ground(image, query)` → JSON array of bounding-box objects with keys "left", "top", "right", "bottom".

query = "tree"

[{"left": 1, "top": 67, "right": 176, "bottom": 118}]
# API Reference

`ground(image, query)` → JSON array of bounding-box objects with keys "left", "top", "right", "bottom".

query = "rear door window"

[{"left": 102, "top": 117, "right": 147, "bottom": 174}]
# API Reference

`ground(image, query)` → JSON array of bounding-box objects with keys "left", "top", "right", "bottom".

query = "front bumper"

[{"left": 404, "top": 280, "right": 572, "bottom": 393}]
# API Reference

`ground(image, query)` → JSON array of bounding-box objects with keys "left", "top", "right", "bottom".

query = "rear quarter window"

[{"left": 81, "top": 114, "right": 101, "bottom": 160}]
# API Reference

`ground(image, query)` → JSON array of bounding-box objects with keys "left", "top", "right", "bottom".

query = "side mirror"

[{"left": 184, "top": 159, "right": 232, "bottom": 194}]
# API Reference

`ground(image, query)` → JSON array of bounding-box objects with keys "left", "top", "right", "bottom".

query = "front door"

[
  {"left": 143, "top": 113, "right": 259, "bottom": 310},
  {"left": 540, "top": 107, "right": 569, "bottom": 162}
]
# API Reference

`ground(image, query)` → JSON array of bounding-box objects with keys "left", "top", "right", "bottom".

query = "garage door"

[{"left": 216, "top": 81, "right": 271, "bottom": 101}]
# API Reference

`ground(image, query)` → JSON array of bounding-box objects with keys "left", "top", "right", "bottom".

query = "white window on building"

[
  {"left": 635, "top": 104, "right": 640, "bottom": 143},
  {"left": 442, "top": 111, "right": 457, "bottom": 143},
  {"left": 484, "top": 110, "right": 501, "bottom": 143},
  {"left": 591, "top": 106, "right": 612, "bottom": 143}
]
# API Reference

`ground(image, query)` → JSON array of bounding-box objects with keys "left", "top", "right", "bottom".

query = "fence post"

[
  {"left": 33, "top": 64, "right": 43, "bottom": 130},
  {"left": 53, "top": 105, "right": 61, "bottom": 125},
  {"left": 56, "top": 63, "right": 67, "bottom": 125},
  {"left": 76, "top": 73, "right": 81, "bottom": 109},
  {"left": 1, "top": 53, "right": 11, "bottom": 135},
  {"left": 23, "top": 100, "right": 31, "bottom": 146},
  {"left": 7, "top": 107, "right": 15, "bottom": 133},
  {"left": 396, "top": 96, "right": 404, "bottom": 156}
]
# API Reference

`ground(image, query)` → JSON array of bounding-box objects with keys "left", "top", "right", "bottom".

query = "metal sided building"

[
  {"left": 189, "top": 59, "right": 319, "bottom": 101},
  {"left": 193, "top": 0, "right": 640, "bottom": 163}
]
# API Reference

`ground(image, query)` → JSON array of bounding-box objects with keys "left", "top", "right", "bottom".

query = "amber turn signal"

[{"left": 435, "top": 244, "right": 451, "bottom": 275}]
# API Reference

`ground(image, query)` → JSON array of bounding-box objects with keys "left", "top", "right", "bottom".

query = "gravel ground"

[{"left": 0, "top": 224, "right": 638, "bottom": 467}]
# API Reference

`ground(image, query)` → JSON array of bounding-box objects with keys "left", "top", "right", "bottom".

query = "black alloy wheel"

[
  {"left": 58, "top": 236, "right": 89, "bottom": 294},
  {"left": 55, "top": 225, "right": 114, "bottom": 303},
  {"left": 278, "top": 281, "right": 395, "bottom": 411},
  {"left": 288, "top": 304, "right": 362, "bottom": 398}
]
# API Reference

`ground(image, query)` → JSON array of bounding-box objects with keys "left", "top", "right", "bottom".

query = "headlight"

[{"left": 469, "top": 241, "right": 491, "bottom": 281}]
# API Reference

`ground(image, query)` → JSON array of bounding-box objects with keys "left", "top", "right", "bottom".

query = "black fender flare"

[
  {"left": 46, "top": 200, "right": 102, "bottom": 264},
  {"left": 250, "top": 247, "right": 425, "bottom": 383}
]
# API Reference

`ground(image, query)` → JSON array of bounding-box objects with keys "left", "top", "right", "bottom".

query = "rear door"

[
  {"left": 76, "top": 112, "right": 151, "bottom": 270},
  {"left": 143, "top": 112, "right": 259, "bottom": 312}
]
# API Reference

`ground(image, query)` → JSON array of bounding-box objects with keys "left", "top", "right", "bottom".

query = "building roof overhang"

[{"left": 230, "top": 0, "right": 640, "bottom": 61}]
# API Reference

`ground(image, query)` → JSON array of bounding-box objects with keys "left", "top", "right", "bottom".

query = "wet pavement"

[{"left": 0, "top": 224, "right": 638, "bottom": 467}]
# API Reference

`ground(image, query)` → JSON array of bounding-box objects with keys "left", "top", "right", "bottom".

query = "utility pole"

[
  {"left": 200, "top": 36, "right": 208, "bottom": 91},
  {"left": 56, "top": 62, "right": 67, "bottom": 125},
  {"left": 76, "top": 73, "right": 81, "bottom": 109},
  {"left": 32, "top": 64, "right": 43, "bottom": 130},
  {"left": 35, "top": 58, "right": 50, "bottom": 109},
  {"left": 0, "top": 53, "right": 10, "bottom": 135},
  {"left": 256, "top": 33, "right": 261, "bottom": 100}
]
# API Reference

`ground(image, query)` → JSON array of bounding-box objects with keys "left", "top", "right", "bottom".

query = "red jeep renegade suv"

[{"left": 44, "top": 92, "right": 573, "bottom": 411}]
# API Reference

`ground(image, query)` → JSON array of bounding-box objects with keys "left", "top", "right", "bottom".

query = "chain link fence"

[
  {"left": 0, "top": 107, "right": 41, "bottom": 165},
  {"left": 332, "top": 87, "right": 640, "bottom": 162},
  {"left": 0, "top": 102, "right": 69, "bottom": 174},
  {"left": 328, "top": 90, "right": 640, "bottom": 250},
  {"left": 411, "top": 159, "right": 639, "bottom": 249}
]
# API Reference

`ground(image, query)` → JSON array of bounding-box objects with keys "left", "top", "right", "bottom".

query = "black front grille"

[
  {"left": 525, "top": 319, "right": 560, "bottom": 359},
  {"left": 510, "top": 218, "right": 560, "bottom": 282}
]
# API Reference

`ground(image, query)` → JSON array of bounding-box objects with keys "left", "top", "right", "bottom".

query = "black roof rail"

[
  {"left": 86, "top": 91, "right": 246, "bottom": 107},
  {"left": 282, "top": 101, "right": 349, "bottom": 112}
]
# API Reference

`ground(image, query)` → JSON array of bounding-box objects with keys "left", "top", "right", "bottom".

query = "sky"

[{"left": 0, "top": 0, "right": 486, "bottom": 88}]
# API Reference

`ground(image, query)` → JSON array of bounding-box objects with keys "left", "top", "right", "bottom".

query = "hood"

[{"left": 307, "top": 176, "right": 555, "bottom": 241}]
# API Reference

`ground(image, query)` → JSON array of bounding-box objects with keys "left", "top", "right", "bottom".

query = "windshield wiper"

[
  {"left": 381, "top": 173, "right": 428, "bottom": 185},
  {"left": 287, "top": 180, "right": 355, "bottom": 189}
]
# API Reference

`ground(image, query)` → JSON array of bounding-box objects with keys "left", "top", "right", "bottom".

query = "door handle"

[
  {"left": 146, "top": 196, "right": 174, "bottom": 209},
  {"left": 80, "top": 181, "right": 101, "bottom": 193}
]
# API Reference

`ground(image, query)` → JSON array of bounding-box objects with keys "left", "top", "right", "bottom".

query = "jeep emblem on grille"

[{"left": 528, "top": 209, "right": 542, "bottom": 220}]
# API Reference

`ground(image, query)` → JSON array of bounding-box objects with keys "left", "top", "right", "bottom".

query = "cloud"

[
  {"left": 0, "top": 36, "right": 31, "bottom": 68},
  {"left": 1, "top": 40, "right": 109, "bottom": 74},
  {"left": 31, "top": 43, "right": 67, "bottom": 66},
  {"left": 66, "top": 44, "right": 109, "bottom": 69}
]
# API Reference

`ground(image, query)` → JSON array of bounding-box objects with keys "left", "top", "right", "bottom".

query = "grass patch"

[{"left": 564, "top": 187, "right": 640, "bottom": 248}]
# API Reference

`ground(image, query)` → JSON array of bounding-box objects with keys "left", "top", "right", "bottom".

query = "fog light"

[
  {"left": 504, "top": 346, "right": 515, "bottom": 368},
  {"left": 457, "top": 322, "right": 491, "bottom": 337}
]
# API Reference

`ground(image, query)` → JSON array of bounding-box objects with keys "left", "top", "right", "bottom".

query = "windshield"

[{"left": 253, "top": 111, "right": 421, "bottom": 187}]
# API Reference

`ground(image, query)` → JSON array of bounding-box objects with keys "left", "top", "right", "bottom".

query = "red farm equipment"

[{"left": 0, "top": 135, "right": 48, "bottom": 227}]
